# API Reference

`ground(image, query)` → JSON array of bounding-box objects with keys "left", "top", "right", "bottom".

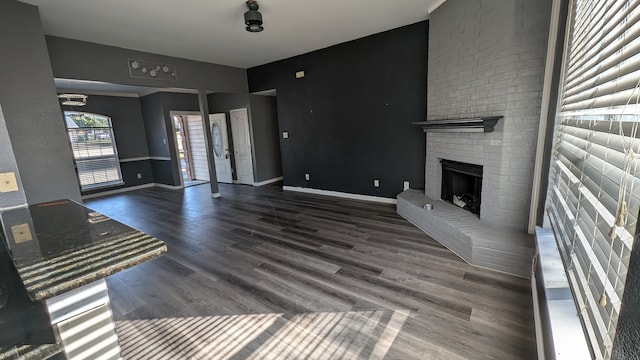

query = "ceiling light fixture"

[
  {"left": 57, "top": 94, "right": 88, "bottom": 106},
  {"left": 244, "top": 0, "right": 264, "bottom": 33}
]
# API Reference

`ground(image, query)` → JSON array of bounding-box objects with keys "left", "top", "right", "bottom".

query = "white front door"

[
  {"left": 229, "top": 109, "right": 254, "bottom": 185},
  {"left": 209, "top": 113, "right": 233, "bottom": 183}
]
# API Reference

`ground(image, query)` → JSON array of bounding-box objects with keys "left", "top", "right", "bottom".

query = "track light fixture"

[
  {"left": 58, "top": 94, "right": 87, "bottom": 106},
  {"left": 244, "top": 0, "right": 263, "bottom": 32}
]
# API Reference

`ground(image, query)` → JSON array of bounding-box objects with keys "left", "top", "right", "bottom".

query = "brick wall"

[{"left": 426, "top": 0, "right": 550, "bottom": 230}]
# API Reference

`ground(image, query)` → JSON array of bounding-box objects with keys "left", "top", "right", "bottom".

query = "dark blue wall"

[{"left": 247, "top": 21, "right": 427, "bottom": 198}]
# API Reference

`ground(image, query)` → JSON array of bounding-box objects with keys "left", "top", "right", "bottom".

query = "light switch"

[
  {"left": 282, "top": 131, "right": 289, "bottom": 139},
  {"left": 295, "top": 71, "right": 305, "bottom": 79},
  {"left": 11, "top": 223, "right": 32, "bottom": 243},
  {"left": 0, "top": 172, "right": 19, "bottom": 193},
  {"left": 374, "top": 179, "right": 380, "bottom": 187}
]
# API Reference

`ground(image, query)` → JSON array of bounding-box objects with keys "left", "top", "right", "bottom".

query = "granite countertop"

[{"left": 0, "top": 199, "right": 167, "bottom": 301}]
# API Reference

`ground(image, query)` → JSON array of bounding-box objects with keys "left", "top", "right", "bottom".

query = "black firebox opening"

[{"left": 440, "top": 159, "right": 483, "bottom": 216}]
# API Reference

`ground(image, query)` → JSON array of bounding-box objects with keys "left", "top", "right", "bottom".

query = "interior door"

[
  {"left": 229, "top": 109, "right": 254, "bottom": 185},
  {"left": 209, "top": 113, "right": 233, "bottom": 183}
]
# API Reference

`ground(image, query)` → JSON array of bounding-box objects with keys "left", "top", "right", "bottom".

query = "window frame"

[{"left": 64, "top": 111, "right": 124, "bottom": 191}]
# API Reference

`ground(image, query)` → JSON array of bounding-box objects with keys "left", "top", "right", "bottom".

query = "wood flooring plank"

[{"left": 85, "top": 183, "right": 536, "bottom": 360}]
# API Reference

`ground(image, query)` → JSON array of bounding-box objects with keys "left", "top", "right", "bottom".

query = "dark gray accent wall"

[
  {"left": 46, "top": 36, "right": 248, "bottom": 93},
  {"left": 249, "top": 95, "right": 282, "bottom": 182},
  {"left": 247, "top": 21, "right": 427, "bottom": 198},
  {"left": 62, "top": 95, "right": 154, "bottom": 195},
  {"left": 0, "top": 1, "right": 81, "bottom": 204},
  {"left": 140, "top": 92, "right": 200, "bottom": 186}
]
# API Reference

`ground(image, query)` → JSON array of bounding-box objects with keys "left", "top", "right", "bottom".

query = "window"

[
  {"left": 64, "top": 112, "right": 123, "bottom": 190},
  {"left": 547, "top": 0, "right": 640, "bottom": 358}
]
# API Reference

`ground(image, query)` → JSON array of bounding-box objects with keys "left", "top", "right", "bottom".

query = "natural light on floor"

[{"left": 115, "top": 310, "right": 411, "bottom": 359}]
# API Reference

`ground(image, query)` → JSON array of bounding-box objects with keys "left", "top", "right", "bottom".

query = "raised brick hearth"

[{"left": 397, "top": 190, "right": 533, "bottom": 277}]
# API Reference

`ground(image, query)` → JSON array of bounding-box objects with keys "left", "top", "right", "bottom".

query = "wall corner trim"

[
  {"left": 253, "top": 177, "right": 283, "bottom": 187},
  {"left": 428, "top": 0, "right": 448, "bottom": 14},
  {"left": 282, "top": 186, "right": 397, "bottom": 204}
]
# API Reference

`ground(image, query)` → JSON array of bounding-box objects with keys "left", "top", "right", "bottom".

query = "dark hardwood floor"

[{"left": 85, "top": 183, "right": 536, "bottom": 360}]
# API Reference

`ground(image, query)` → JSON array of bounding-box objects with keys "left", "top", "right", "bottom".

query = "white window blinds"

[
  {"left": 548, "top": 0, "right": 640, "bottom": 358},
  {"left": 64, "top": 112, "right": 123, "bottom": 190}
]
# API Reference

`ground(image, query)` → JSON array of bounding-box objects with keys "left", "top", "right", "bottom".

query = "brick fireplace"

[
  {"left": 398, "top": 119, "right": 535, "bottom": 277},
  {"left": 396, "top": 0, "right": 551, "bottom": 277}
]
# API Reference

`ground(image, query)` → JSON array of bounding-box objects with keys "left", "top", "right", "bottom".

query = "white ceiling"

[{"left": 20, "top": 0, "right": 440, "bottom": 69}]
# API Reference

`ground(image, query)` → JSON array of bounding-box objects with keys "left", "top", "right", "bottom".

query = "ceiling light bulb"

[
  {"left": 150, "top": 69, "right": 157, "bottom": 77},
  {"left": 246, "top": 24, "right": 264, "bottom": 32},
  {"left": 131, "top": 61, "right": 139, "bottom": 69},
  {"left": 163, "top": 65, "right": 170, "bottom": 73},
  {"left": 141, "top": 67, "right": 147, "bottom": 73}
]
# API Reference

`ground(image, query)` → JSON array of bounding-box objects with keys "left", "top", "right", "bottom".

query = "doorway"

[{"left": 172, "top": 114, "right": 209, "bottom": 187}]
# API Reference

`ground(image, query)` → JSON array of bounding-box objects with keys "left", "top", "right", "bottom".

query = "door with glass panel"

[{"left": 209, "top": 113, "right": 233, "bottom": 183}]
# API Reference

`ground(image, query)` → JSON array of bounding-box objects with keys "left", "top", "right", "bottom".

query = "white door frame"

[
  {"left": 170, "top": 111, "right": 202, "bottom": 188},
  {"left": 229, "top": 108, "right": 255, "bottom": 185}
]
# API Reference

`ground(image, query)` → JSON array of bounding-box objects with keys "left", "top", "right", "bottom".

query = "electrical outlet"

[
  {"left": 403, "top": 181, "right": 410, "bottom": 191},
  {"left": 305, "top": 173, "right": 310, "bottom": 181},
  {"left": 137, "top": 173, "right": 142, "bottom": 179},
  {"left": 374, "top": 179, "right": 380, "bottom": 187},
  {"left": 282, "top": 131, "right": 289, "bottom": 139},
  {"left": 0, "top": 172, "right": 19, "bottom": 193},
  {"left": 11, "top": 223, "right": 32, "bottom": 244},
  {"left": 295, "top": 71, "right": 305, "bottom": 78}
]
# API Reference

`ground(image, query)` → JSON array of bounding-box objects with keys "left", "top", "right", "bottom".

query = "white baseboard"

[
  {"left": 153, "top": 183, "right": 184, "bottom": 190},
  {"left": 282, "top": 186, "right": 397, "bottom": 204},
  {"left": 211, "top": 192, "right": 221, "bottom": 198},
  {"left": 119, "top": 157, "right": 151, "bottom": 163},
  {"left": 82, "top": 183, "right": 154, "bottom": 199},
  {"left": 253, "top": 176, "right": 283, "bottom": 187}
]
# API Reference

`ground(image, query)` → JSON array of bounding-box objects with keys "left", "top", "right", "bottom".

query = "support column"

[{"left": 198, "top": 90, "right": 220, "bottom": 197}]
